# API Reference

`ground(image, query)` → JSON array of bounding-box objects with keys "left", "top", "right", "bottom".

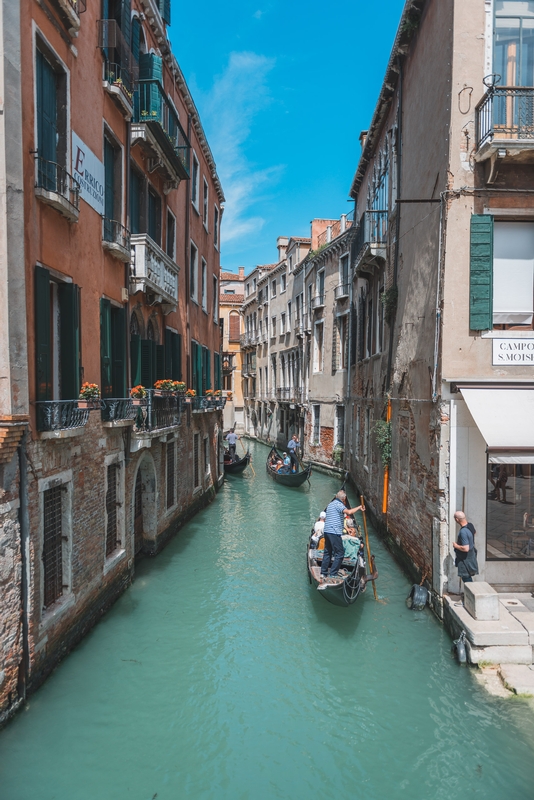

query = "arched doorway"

[{"left": 132, "top": 454, "right": 157, "bottom": 556}]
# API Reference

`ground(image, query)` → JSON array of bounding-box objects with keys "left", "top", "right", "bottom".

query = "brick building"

[
  {"left": 0, "top": 0, "right": 224, "bottom": 723},
  {"left": 220, "top": 267, "right": 245, "bottom": 432}
]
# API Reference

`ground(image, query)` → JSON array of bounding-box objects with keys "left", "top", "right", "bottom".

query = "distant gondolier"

[
  {"left": 320, "top": 491, "right": 365, "bottom": 582},
  {"left": 226, "top": 429, "right": 238, "bottom": 460},
  {"left": 287, "top": 434, "right": 300, "bottom": 470}
]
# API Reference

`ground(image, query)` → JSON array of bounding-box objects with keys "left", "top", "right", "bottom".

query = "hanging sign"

[
  {"left": 492, "top": 338, "right": 534, "bottom": 365},
  {"left": 72, "top": 132, "right": 105, "bottom": 215}
]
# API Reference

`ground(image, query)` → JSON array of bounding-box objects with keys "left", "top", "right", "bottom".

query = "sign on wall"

[
  {"left": 492, "top": 338, "right": 534, "bottom": 365},
  {"left": 72, "top": 132, "right": 105, "bottom": 215}
]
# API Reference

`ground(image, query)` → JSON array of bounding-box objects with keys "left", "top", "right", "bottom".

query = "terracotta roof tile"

[
  {"left": 220, "top": 293, "right": 244, "bottom": 303},
  {"left": 220, "top": 271, "right": 245, "bottom": 281}
]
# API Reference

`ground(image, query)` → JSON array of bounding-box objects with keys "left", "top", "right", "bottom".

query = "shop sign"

[
  {"left": 492, "top": 338, "right": 534, "bottom": 365},
  {"left": 72, "top": 132, "right": 105, "bottom": 215}
]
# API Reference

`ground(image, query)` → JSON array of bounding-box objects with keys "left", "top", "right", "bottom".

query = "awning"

[{"left": 460, "top": 388, "right": 534, "bottom": 450}]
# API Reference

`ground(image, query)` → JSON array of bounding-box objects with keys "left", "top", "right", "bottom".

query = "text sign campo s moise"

[
  {"left": 72, "top": 132, "right": 105, "bottom": 215},
  {"left": 492, "top": 338, "right": 534, "bottom": 365}
]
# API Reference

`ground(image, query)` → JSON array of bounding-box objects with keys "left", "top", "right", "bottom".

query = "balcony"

[
  {"left": 316, "top": 211, "right": 354, "bottom": 249},
  {"left": 302, "top": 313, "right": 311, "bottom": 333},
  {"left": 334, "top": 282, "right": 350, "bottom": 301},
  {"left": 35, "top": 156, "right": 80, "bottom": 222},
  {"left": 240, "top": 332, "right": 256, "bottom": 349},
  {"left": 130, "top": 233, "right": 179, "bottom": 314},
  {"left": 102, "top": 218, "right": 131, "bottom": 262},
  {"left": 294, "top": 387, "right": 306, "bottom": 404},
  {"left": 51, "top": 0, "right": 86, "bottom": 35},
  {"left": 189, "top": 396, "right": 226, "bottom": 413},
  {"left": 311, "top": 294, "right": 325, "bottom": 311},
  {"left": 133, "top": 391, "right": 181, "bottom": 434},
  {"left": 276, "top": 387, "right": 292, "bottom": 401},
  {"left": 98, "top": 20, "right": 138, "bottom": 120},
  {"left": 132, "top": 80, "right": 191, "bottom": 189},
  {"left": 353, "top": 210, "right": 388, "bottom": 275},
  {"left": 36, "top": 400, "right": 89, "bottom": 434},
  {"left": 475, "top": 86, "right": 534, "bottom": 167},
  {"left": 101, "top": 398, "right": 136, "bottom": 424}
]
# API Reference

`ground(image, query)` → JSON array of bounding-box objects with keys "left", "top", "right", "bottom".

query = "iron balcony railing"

[
  {"left": 36, "top": 400, "right": 89, "bottom": 432},
  {"left": 476, "top": 86, "right": 534, "bottom": 150},
  {"left": 103, "top": 218, "right": 131, "bottom": 254},
  {"left": 101, "top": 398, "right": 136, "bottom": 423},
  {"left": 353, "top": 210, "right": 388, "bottom": 262},
  {"left": 130, "top": 233, "right": 179, "bottom": 310},
  {"left": 133, "top": 390, "right": 181, "bottom": 432},
  {"left": 135, "top": 80, "right": 191, "bottom": 180},
  {"left": 301, "top": 312, "right": 311, "bottom": 332},
  {"left": 316, "top": 213, "right": 354, "bottom": 249},
  {"left": 276, "top": 387, "right": 291, "bottom": 401},
  {"left": 190, "top": 396, "right": 226, "bottom": 412},
  {"left": 334, "top": 282, "right": 350, "bottom": 300},
  {"left": 35, "top": 156, "right": 80, "bottom": 217},
  {"left": 294, "top": 387, "right": 306, "bottom": 403},
  {"left": 311, "top": 293, "right": 325, "bottom": 310},
  {"left": 103, "top": 61, "right": 136, "bottom": 98},
  {"left": 98, "top": 21, "right": 138, "bottom": 96}
]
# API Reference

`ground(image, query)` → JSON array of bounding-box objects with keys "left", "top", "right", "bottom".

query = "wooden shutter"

[
  {"left": 214, "top": 352, "right": 221, "bottom": 390},
  {"left": 36, "top": 50, "right": 57, "bottom": 165},
  {"left": 470, "top": 214, "right": 494, "bottom": 331},
  {"left": 35, "top": 265, "right": 51, "bottom": 402},
  {"left": 130, "top": 170, "right": 142, "bottom": 235},
  {"left": 140, "top": 339, "right": 153, "bottom": 388},
  {"left": 229, "top": 314, "right": 240, "bottom": 342},
  {"left": 350, "top": 302, "right": 357, "bottom": 367},
  {"left": 111, "top": 306, "right": 126, "bottom": 397},
  {"left": 172, "top": 333, "right": 182, "bottom": 380},
  {"left": 165, "top": 329, "right": 172, "bottom": 377},
  {"left": 206, "top": 349, "right": 211, "bottom": 391},
  {"left": 191, "top": 341, "right": 198, "bottom": 393},
  {"left": 100, "top": 299, "right": 113, "bottom": 397},
  {"left": 159, "top": 0, "right": 171, "bottom": 25},
  {"left": 138, "top": 54, "right": 163, "bottom": 120},
  {"left": 120, "top": 0, "right": 131, "bottom": 53},
  {"left": 131, "top": 16, "right": 141, "bottom": 63},
  {"left": 58, "top": 283, "right": 80, "bottom": 400},
  {"left": 130, "top": 333, "right": 141, "bottom": 387},
  {"left": 104, "top": 138, "right": 115, "bottom": 224},
  {"left": 156, "top": 344, "right": 165, "bottom": 381}
]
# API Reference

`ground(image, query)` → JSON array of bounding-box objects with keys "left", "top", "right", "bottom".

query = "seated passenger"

[{"left": 311, "top": 511, "right": 327, "bottom": 547}]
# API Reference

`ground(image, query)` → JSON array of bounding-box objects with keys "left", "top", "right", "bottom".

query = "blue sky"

[{"left": 170, "top": 0, "right": 405, "bottom": 273}]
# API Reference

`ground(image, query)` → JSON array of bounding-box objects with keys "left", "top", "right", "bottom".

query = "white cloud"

[
  {"left": 253, "top": 10, "right": 264, "bottom": 19},
  {"left": 197, "top": 52, "right": 283, "bottom": 245}
]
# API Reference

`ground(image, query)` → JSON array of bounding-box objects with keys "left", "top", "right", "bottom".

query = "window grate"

[
  {"left": 203, "top": 437, "right": 209, "bottom": 474},
  {"left": 193, "top": 433, "right": 200, "bottom": 488},
  {"left": 105, "top": 464, "right": 119, "bottom": 557},
  {"left": 134, "top": 469, "right": 143, "bottom": 555},
  {"left": 166, "top": 440, "right": 175, "bottom": 508},
  {"left": 43, "top": 486, "right": 63, "bottom": 609}
]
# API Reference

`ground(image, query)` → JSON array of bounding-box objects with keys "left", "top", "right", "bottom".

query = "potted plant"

[
  {"left": 130, "top": 385, "right": 147, "bottom": 406},
  {"left": 154, "top": 379, "right": 176, "bottom": 396},
  {"left": 78, "top": 383, "right": 100, "bottom": 409},
  {"left": 184, "top": 388, "right": 196, "bottom": 404},
  {"left": 226, "top": 391, "right": 233, "bottom": 401},
  {"left": 214, "top": 389, "right": 222, "bottom": 397},
  {"left": 173, "top": 381, "right": 186, "bottom": 394}
]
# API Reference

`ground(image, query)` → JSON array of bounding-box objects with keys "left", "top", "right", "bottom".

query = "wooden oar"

[
  {"left": 360, "top": 494, "right": 378, "bottom": 601},
  {"left": 239, "top": 436, "right": 255, "bottom": 477}
]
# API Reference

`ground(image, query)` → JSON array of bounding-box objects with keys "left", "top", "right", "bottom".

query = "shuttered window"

[
  {"left": 229, "top": 313, "right": 240, "bottom": 342},
  {"left": 141, "top": 338, "right": 156, "bottom": 388},
  {"left": 166, "top": 440, "right": 175, "bottom": 509},
  {"left": 101, "top": 300, "right": 126, "bottom": 397},
  {"left": 35, "top": 266, "right": 52, "bottom": 402},
  {"left": 148, "top": 189, "right": 161, "bottom": 246},
  {"left": 36, "top": 49, "right": 57, "bottom": 168},
  {"left": 58, "top": 283, "right": 81, "bottom": 401},
  {"left": 130, "top": 168, "right": 144, "bottom": 235},
  {"left": 191, "top": 340, "right": 203, "bottom": 395},
  {"left": 131, "top": 333, "right": 141, "bottom": 387},
  {"left": 165, "top": 329, "right": 182, "bottom": 381},
  {"left": 103, "top": 137, "right": 116, "bottom": 240},
  {"left": 193, "top": 433, "right": 200, "bottom": 488},
  {"left": 469, "top": 214, "right": 494, "bottom": 331},
  {"left": 159, "top": 0, "right": 171, "bottom": 24},
  {"left": 214, "top": 352, "right": 221, "bottom": 390}
]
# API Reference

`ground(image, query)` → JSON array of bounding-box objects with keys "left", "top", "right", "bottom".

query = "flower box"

[{"left": 78, "top": 400, "right": 100, "bottom": 410}]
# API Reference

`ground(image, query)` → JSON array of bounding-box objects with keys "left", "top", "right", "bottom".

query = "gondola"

[
  {"left": 307, "top": 490, "right": 378, "bottom": 607},
  {"left": 266, "top": 446, "right": 312, "bottom": 487},
  {"left": 223, "top": 450, "right": 250, "bottom": 474}
]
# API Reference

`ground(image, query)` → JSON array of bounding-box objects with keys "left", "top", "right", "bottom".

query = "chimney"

[
  {"left": 277, "top": 236, "right": 289, "bottom": 262},
  {"left": 238, "top": 266, "right": 245, "bottom": 279},
  {"left": 359, "top": 130, "right": 368, "bottom": 150}
]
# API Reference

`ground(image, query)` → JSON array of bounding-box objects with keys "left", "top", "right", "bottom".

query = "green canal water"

[{"left": 2, "top": 440, "right": 534, "bottom": 800}]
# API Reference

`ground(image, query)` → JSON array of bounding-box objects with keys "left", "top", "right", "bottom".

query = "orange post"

[{"left": 381, "top": 399, "right": 391, "bottom": 514}]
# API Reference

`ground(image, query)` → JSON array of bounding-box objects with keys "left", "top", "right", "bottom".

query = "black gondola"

[
  {"left": 223, "top": 450, "right": 250, "bottom": 474},
  {"left": 307, "top": 488, "right": 378, "bottom": 606},
  {"left": 266, "top": 446, "right": 312, "bottom": 487}
]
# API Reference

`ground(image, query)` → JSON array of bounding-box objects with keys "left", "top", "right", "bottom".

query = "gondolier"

[
  {"left": 287, "top": 434, "right": 300, "bottom": 470},
  {"left": 225, "top": 429, "right": 238, "bottom": 460},
  {"left": 320, "top": 491, "right": 365, "bottom": 582}
]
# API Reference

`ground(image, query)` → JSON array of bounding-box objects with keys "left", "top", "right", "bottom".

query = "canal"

[{"left": 1, "top": 440, "right": 534, "bottom": 800}]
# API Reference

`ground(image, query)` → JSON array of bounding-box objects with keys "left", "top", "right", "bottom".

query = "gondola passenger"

[
  {"left": 320, "top": 491, "right": 365, "bottom": 582},
  {"left": 311, "top": 511, "right": 327, "bottom": 547}
]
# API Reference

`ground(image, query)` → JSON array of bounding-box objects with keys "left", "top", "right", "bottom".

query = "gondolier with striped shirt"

[
  {"left": 287, "top": 434, "right": 300, "bottom": 471},
  {"left": 320, "top": 491, "right": 365, "bottom": 582}
]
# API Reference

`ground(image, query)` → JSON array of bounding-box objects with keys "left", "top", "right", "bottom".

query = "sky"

[{"left": 170, "top": 0, "right": 406, "bottom": 274}]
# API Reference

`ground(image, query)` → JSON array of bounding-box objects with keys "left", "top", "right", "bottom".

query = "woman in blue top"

[{"left": 320, "top": 491, "right": 365, "bottom": 582}]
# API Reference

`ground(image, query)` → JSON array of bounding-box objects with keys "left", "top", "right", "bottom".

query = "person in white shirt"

[
  {"left": 311, "top": 511, "right": 327, "bottom": 547},
  {"left": 225, "top": 429, "right": 238, "bottom": 460}
]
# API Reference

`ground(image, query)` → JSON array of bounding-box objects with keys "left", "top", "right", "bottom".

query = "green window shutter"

[
  {"left": 130, "top": 169, "right": 142, "bottom": 235},
  {"left": 470, "top": 214, "right": 494, "bottom": 331},
  {"left": 104, "top": 138, "right": 115, "bottom": 224},
  {"left": 196, "top": 344, "right": 203, "bottom": 396},
  {"left": 58, "top": 283, "right": 81, "bottom": 400},
  {"left": 159, "top": 0, "right": 171, "bottom": 25},
  {"left": 36, "top": 50, "right": 57, "bottom": 165},
  {"left": 191, "top": 341, "right": 199, "bottom": 394},
  {"left": 140, "top": 338, "right": 153, "bottom": 387},
  {"left": 214, "top": 352, "right": 220, "bottom": 391},
  {"left": 35, "top": 265, "right": 51, "bottom": 402},
  {"left": 165, "top": 329, "right": 172, "bottom": 377},
  {"left": 156, "top": 344, "right": 165, "bottom": 381},
  {"left": 130, "top": 333, "right": 141, "bottom": 387},
  {"left": 139, "top": 53, "right": 163, "bottom": 83},
  {"left": 100, "top": 298, "right": 113, "bottom": 397},
  {"left": 111, "top": 307, "right": 126, "bottom": 397},
  {"left": 120, "top": 0, "right": 131, "bottom": 53},
  {"left": 206, "top": 349, "right": 211, "bottom": 391},
  {"left": 172, "top": 333, "right": 182, "bottom": 381},
  {"left": 131, "top": 16, "right": 141, "bottom": 63}
]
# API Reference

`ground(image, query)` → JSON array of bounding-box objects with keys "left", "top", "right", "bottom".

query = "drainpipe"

[
  {"left": 17, "top": 430, "right": 30, "bottom": 702},
  {"left": 381, "top": 398, "right": 391, "bottom": 514}
]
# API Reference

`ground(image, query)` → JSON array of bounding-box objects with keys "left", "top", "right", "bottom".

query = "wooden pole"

[
  {"left": 360, "top": 494, "right": 378, "bottom": 601},
  {"left": 239, "top": 436, "right": 255, "bottom": 477}
]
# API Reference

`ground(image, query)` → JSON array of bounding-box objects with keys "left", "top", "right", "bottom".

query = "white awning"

[{"left": 460, "top": 388, "right": 534, "bottom": 449}]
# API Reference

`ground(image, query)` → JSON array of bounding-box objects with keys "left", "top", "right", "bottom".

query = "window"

[
  {"left": 148, "top": 188, "right": 161, "bottom": 245},
  {"left": 470, "top": 216, "right": 534, "bottom": 330},
  {"left": 287, "top": 301, "right": 292, "bottom": 331},
  {"left": 164, "top": 328, "right": 182, "bottom": 381},
  {"left": 335, "top": 406, "right": 345, "bottom": 446},
  {"left": 214, "top": 351, "right": 221, "bottom": 391},
  {"left": 280, "top": 313, "right": 286, "bottom": 334},
  {"left": 363, "top": 407, "right": 370, "bottom": 466},
  {"left": 130, "top": 168, "right": 144, "bottom": 235},
  {"left": 312, "top": 405, "right": 320, "bottom": 444},
  {"left": 339, "top": 314, "right": 349, "bottom": 370},
  {"left": 281, "top": 274, "right": 287, "bottom": 292},
  {"left": 317, "top": 270, "right": 325, "bottom": 302},
  {"left": 167, "top": 211, "right": 176, "bottom": 259},
  {"left": 307, "top": 283, "right": 313, "bottom": 314},
  {"left": 100, "top": 299, "right": 127, "bottom": 398},
  {"left": 486, "top": 460, "right": 534, "bottom": 560},
  {"left": 201, "top": 346, "right": 211, "bottom": 393},
  {"left": 36, "top": 43, "right": 67, "bottom": 188},
  {"left": 35, "top": 266, "right": 81, "bottom": 405},
  {"left": 203, "top": 436, "right": 209, "bottom": 474},
  {"left": 289, "top": 255, "right": 293, "bottom": 272},
  {"left": 103, "top": 134, "right": 121, "bottom": 241},
  {"left": 271, "top": 316, "right": 276, "bottom": 337},
  {"left": 246, "top": 282, "right": 250, "bottom": 297},
  {"left": 105, "top": 463, "right": 120, "bottom": 556},
  {"left": 203, "top": 178, "right": 209, "bottom": 228},
  {"left": 42, "top": 485, "right": 64, "bottom": 609},
  {"left": 494, "top": 1, "right": 534, "bottom": 88},
  {"left": 271, "top": 280, "right": 277, "bottom": 298},
  {"left": 190, "top": 241, "right": 198, "bottom": 302},
  {"left": 340, "top": 253, "right": 350, "bottom": 288},
  {"left": 192, "top": 152, "right": 200, "bottom": 209},
  {"left": 253, "top": 278, "right": 257, "bottom": 291},
  {"left": 271, "top": 355, "right": 277, "bottom": 389},
  {"left": 229, "top": 313, "right": 240, "bottom": 342},
  {"left": 213, "top": 275, "right": 218, "bottom": 322},
  {"left": 193, "top": 432, "right": 200, "bottom": 488},
  {"left": 314, "top": 321, "right": 324, "bottom": 372},
  {"left": 258, "top": 289, "right": 263, "bottom": 305},
  {"left": 214, "top": 205, "right": 219, "bottom": 249},
  {"left": 166, "top": 440, "right": 175, "bottom": 509},
  {"left": 201, "top": 258, "right": 207, "bottom": 312}
]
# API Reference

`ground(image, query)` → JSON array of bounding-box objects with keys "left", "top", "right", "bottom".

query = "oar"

[
  {"left": 360, "top": 494, "right": 378, "bottom": 601},
  {"left": 239, "top": 436, "right": 256, "bottom": 477}
]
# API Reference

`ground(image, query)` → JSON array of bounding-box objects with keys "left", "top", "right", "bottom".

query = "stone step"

[{"left": 499, "top": 664, "right": 534, "bottom": 696}]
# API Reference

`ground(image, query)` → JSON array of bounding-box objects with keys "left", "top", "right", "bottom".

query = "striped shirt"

[{"left": 324, "top": 498, "right": 346, "bottom": 536}]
